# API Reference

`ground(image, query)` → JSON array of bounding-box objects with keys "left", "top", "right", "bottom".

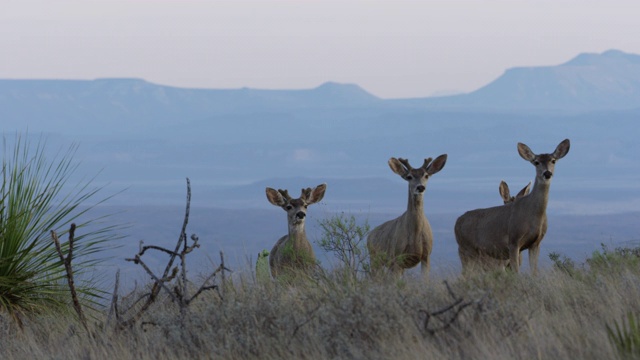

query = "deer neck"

[
  {"left": 405, "top": 190, "right": 426, "bottom": 221},
  {"left": 287, "top": 222, "right": 308, "bottom": 247},
  {"left": 526, "top": 178, "right": 551, "bottom": 216}
]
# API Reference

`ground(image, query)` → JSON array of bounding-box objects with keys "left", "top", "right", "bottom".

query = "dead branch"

[
  {"left": 418, "top": 281, "right": 486, "bottom": 335},
  {"left": 117, "top": 178, "right": 230, "bottom": 328},
  {"left": 104, "top": 269, "right": 120, "bottom": 333},
  {"left": 125, "top": 255, "right": 178, "bottom": 303},
  {"left": 220, "top": 250, "right": 226, "bottom": 298},
  {"left": 51, "top": 223, "right": 89, "bottom": 333},
  {"left": 289, "top": 303, "right": 322, "bottom": 346},
  {"left": 137, "top": 245, "right": 181, "bottom": 257},
  {"left": 187, "top": 256, "right": 230, "bottom": 304}
]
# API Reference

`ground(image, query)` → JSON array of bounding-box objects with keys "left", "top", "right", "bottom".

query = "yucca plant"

[{"left": 0, "top": 135, "right": 120, "bottom": 323}]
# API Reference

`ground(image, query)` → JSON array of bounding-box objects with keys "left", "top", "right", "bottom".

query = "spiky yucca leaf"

[{"left": 0, "top": 135, "right": 120, "bottom": 321}]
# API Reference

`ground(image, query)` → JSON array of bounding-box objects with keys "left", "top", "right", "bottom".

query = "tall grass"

[
  {"left": 0, "top": 135, "right": 119, "bottom": 323},
  {"left": 2, "top": 256, "right": 640, "bottom": 359}
]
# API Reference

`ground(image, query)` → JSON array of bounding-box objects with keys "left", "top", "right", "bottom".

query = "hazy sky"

[{"left": 2, "top": 0, "right": 639, "bottom": 98}]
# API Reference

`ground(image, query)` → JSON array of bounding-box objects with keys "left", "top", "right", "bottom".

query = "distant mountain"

[
  {"left": 2, "top": 49, "right": 640, "bottom": 135},
  {"left": 0, "top": 79, "right": 380, "bottom": 134},
  {"left": 395, "top": 49, "right": 640, "bottom": 112}
]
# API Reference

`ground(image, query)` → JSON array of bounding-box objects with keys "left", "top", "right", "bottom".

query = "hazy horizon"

[{"left": 3, "top": 1, "right": 640, "bottom": 98}]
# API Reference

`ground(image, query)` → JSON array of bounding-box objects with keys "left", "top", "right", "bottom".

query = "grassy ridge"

[{"left": 2, "top": 262, "right": 639, "bottom": 359}]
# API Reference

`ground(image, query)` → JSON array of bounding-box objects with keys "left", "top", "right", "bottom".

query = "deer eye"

[
  {"left": 406, "top": 175, "right": 413, "bottom": 180},
  {"left": 534, "top": 160, "right": 540, "bottom": 165},
  {"left": 551, "top": 159, "right": 556, "bottom": 164},
  {"left": 285, "top": 205, "right": 293, "bottom": 210}
]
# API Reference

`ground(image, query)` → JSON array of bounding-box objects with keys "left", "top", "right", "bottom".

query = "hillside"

[
  {"left": 395, "top": 49, "right": 640, "bottom": 112},
  {"left": 2, "top": 50, "right": 640, "bottom": 136},
  {"left": 0, "top": 79, "right": 380, "bottom": 134}
]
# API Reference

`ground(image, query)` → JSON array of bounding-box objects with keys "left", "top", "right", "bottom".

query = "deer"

[
  {"left": 486, "top": 180, "right": 532, "bottom": 270},
  {"left": 265, "top": 184, "right": 326, "bottom": 279},
  {"left": 454, "top": 180, "right": 532, "bottom": 273},
  {"left": 499, "top": 180, "right": 531, "bottom": 205},
  {"left": 455, "top": 139, "right": 570, "bottom": 276},
  {"left": 366, "top": 155, "right": 447, "bottom": 278}
]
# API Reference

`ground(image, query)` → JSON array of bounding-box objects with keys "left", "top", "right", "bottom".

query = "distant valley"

[{"left": 2, "top": 50, "right": 640, "bottom": 281}]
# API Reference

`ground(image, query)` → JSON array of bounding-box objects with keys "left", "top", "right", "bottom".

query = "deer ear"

[
  {"left": 427, "top": 154, "right": 447, "bottom": 175},
  {"left": 553, "top": 139, "right": 570, "bottom": 159},
  {"left": 266, "top": 187, "right": 286, "bottom": 207},
  {"left": 499, "top": 181, "right": 511, "bottom": 203},
  {"left": 388, "top": 158, "right": 406, "bottom": 177},
  {"left": 517, "top": 143, "right": 536, "bottom": 161},
  {"left": 517, "top": 182, "right": 532, "bottom": 198},
  {"left": 305, "top": 184, "right": 326, "bottom": 205}
]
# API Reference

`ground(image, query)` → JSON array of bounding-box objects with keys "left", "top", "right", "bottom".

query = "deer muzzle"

[
  {"left": 296, "top": 211, "right": 306, "bottom": 219},
  {"left": 543, "top": 171, "right": 553, "bottom": 179},
  {"left": 416, "top": 185, "right": 426, "bottom": 193}
]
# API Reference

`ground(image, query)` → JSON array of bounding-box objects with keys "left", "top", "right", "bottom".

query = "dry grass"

[{"left": 2, "top": 263, "right": 640, "bottom": 360}]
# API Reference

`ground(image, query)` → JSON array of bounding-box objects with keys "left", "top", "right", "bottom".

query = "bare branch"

[
  {"left": 117, "top": 178, "right": 232, "bottom": 328},
  {"left": 127, "top": 255, "right": 178, "bottom": 303},
  {"left": 51, "top": 224, "right": 89, "bottom": 333},
  {"left": 104, "top": 269, "right": 120, "bottom": 333},
  {"left": 418, "top": 281, "right": 486, "bottom": 335},
  {"left": 138, "top": 245, "right": 181, "bottom": 257}
]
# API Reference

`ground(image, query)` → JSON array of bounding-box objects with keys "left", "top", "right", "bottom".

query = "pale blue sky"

[{"left": 1, "top": 0, "right": 639, "bottom": 98}]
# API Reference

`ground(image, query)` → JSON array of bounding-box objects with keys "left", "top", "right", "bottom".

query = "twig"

[
  {"left": 51, "top": 224, "right": 89, "bottom": 333},
  {"left": 117, "top": 178, "right": 232, "bottom": 328},
  {"left": 104, "top": 269, "right": 120, "bottom": 333},
  {"left": 150, "top": 178, "right": 192, "bottom": 300},
  {"left": 137, "top": 245, "right": 181, "bottom": 257},
  {"left": 220, "top": 251, "right": 226, "bottom": 298},
  {"left": 418, "top": 281, "right": 484, "bottom": 335},
  {"left": 125, "top": 255, "right": 178, "bottom": 303},
  {"left": 289, "top": 303, "right": 321, "bottom": 346},
  {"left": 188, "top": 265, "right": 224, "bottom": 303}
]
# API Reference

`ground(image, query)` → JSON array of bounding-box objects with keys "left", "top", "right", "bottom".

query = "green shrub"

[
  {"left": 548, "top": 251, "right": 579, "bottom": 277},
  {"left": 316, "top": 212, "right": 370, "bottom": 280},
  {"left": 607, "top": 312, "right": 640, "bottom": 359},
  {"left": 588, "top": 243, "right": 640, "bottom": 273}
]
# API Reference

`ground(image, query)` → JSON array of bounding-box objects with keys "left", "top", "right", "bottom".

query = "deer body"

[
  {"left": 455, "top": 139, "right": 569, "bottom": 275},
  {"left": 367, "top": 155, "right": 447, "bottom": 278},
  {"left": 266, "top": 184, "right": 326, "bottom": 278}
]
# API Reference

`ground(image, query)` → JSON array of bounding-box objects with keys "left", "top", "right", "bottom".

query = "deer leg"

[
  {"left": 458, "top": 248, "right": 473, "bottom": 277},
  {"left": 528, "top": 245, "right": 540, "bottom": 276},
  {"left": 420, "top": 257, "right": 430, "bottom": 279},
  {"left": 508, "top": 245, "right": 521, "bottom": 273},
  {"left": 389, "top": 263, "right": 404, "bottom": 278}
]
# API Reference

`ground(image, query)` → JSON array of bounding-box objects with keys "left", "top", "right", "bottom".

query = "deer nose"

[
  {"left": 296, "top": 211, "right": 306, "bottom": 219},
  {"left": 543, "top": 171, "right": 553, "bottom": 179},
  {"left": 416, "top": 185, "right": 425, "bottom": 193}
]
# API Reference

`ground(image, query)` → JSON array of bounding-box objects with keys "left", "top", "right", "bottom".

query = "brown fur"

[
  {"left": 455, "top": 139, "right": 570, "bottom": 275},
  {"left": 266, "top": 184, "right": 326, "bottom": 278},
  {"left": 366, "top": 155, "right": 447, "bottom": 278}
]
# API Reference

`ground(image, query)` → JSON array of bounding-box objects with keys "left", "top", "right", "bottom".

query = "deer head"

[
  {"left": 518, "top": 139, "right": 570, "bottom": 184},
  {"left": 265, "top": 184, "right": 327, "bottom": 225},
  {"left": 388, "top": 155, "right": 447, "bottom": 196}
]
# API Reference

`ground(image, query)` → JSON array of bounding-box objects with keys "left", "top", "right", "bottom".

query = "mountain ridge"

[
  {"left": 2, "top": 49, "right": 640, "bottom": 134},
  {"left": 403, "top": 49, "right": 640, "bottom": 111}
]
